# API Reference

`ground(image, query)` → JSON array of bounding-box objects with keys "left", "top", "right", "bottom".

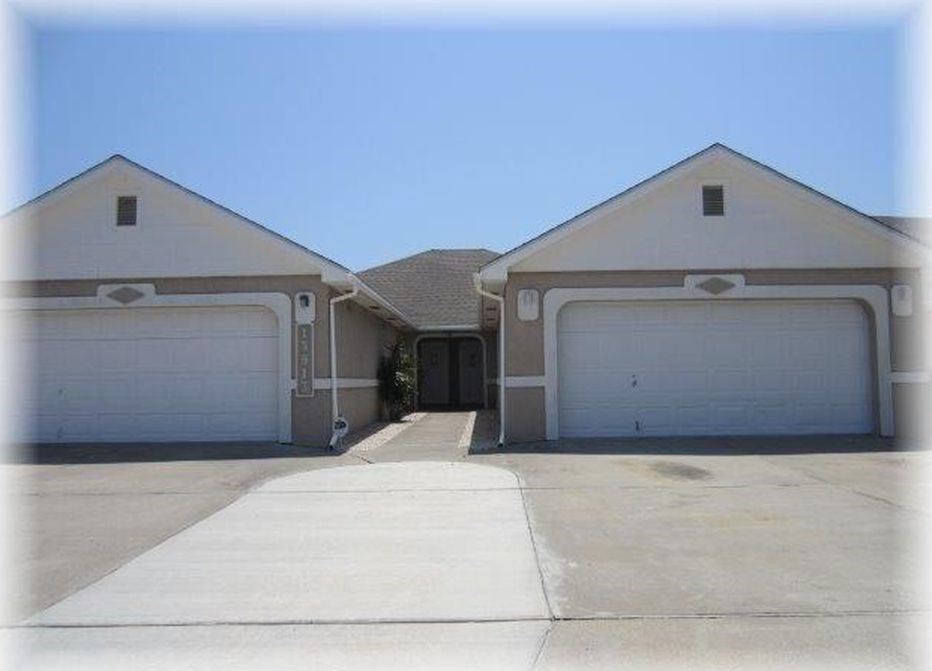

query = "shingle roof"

[
  {"left": 873, "top": 216, "right": 931, "bottom": 246},
  {"left": 359, "top": 249, "right": 500, "bottom": 329}
]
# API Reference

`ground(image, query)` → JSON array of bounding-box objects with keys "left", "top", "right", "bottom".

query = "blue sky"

[{"left": 28, "top": 24, "right": 902, "bottom": 270}]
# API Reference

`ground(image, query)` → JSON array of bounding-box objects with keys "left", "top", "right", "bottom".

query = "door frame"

[
  {"left": 538, "top": 282, "right": 892, "bottom": 439},
  {"left": 414, "top": 333, "right": 488, "bottom": 410}
]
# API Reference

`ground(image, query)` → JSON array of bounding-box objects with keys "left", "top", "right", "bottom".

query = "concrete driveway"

[
  {"left": 8, "top": 419, "right": 931, "bottom": 669},
  {"left": 6, "top": 442, "right": 357, "bottom": 620},
  {"left": 473, "top": 436, "right": 930, "bottom": 669}
]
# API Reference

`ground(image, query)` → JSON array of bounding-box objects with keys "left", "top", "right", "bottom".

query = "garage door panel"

[
  {"left": 748, "top": 335, "right": 784, "bottom": 367},
  {"left": 707, "top": 370, "right": 749, "bottom": 392},
  {"left": 794, "top": 402, "right": 829, "bottom": 426},
  {"left": 781, "top": 302, "right": 828, "bottom": 323},
  {"left": 24, "top": 306, "right": 280, "bottom": 443},
  {"left": 828, "top": 401, "right": 873, "bottom": 426},
  {"left": 206, "top": 412, "right": 278, "bottom": 438},
  {"left": 558, "top": 333, "right": 601, "bottom": 370},
  {"left": 641, "top": 370, "right": 707, "bottom": 393},
  {"left": 705, "top": 335, "right": 746, "bottom": 366},
  {"left": 663, "top": 303, "right": 708, "bottom": 325},
  {"left": 710, "top": 302, "right": 781, "bottom": 326},
  {"left": 557, "top": 300, "right": 872, "bottom": 438},
  {"left": 675, "top": 404, "right": 713, "bottom": 430},
  {"left": 708, "top": 404, "right": 750, "bottom": 430},
  {"left": 210, "top": 375, "right": 278, "bottom": 406},
  {"left": 600, "top": 333, "right": 640, "bottom": 363},
  {"left": 784, "top": 334, "right": 830, "bottom": 368},
  {"left": 749, "top": 401, "right": 790, "bottom": 428},
  {"left": 828, "top": 332, "right": 866, "bottom": 366},
  {"left": 207, "top": 338, "right": 276, "bottom": 371}
]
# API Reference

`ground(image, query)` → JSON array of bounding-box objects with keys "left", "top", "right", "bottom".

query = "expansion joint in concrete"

[{"left": 515, "top": 475, "right": 556, "bottom": 621}]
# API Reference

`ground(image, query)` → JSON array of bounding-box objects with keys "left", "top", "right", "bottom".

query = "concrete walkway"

[
  {"left": 361, "top": 411, "right": 477, "bottom": 462},
  {"left": 14, "top": 461, "right": 550, "bottom": 669}
]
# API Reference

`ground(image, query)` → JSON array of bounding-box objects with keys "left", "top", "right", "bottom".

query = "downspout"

[
  {"left": 329, "top": 284, "right": 359, "bottom": 428},
  {"left": 474, "top": 274, "right": 505, "bottom": 446}
]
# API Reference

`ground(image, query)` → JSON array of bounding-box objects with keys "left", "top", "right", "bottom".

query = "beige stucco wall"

[
  {"left": 334, "top": 297, "right": 398, "bottom": 379},
  {"left": 502, "top": 268, "right": 926, "bottom": 443},
  {"left": 294, "top": 388, "right": 381, "bottom": 446},
  {"left": 506, "top": 387, "right": 545, "bottom": 442},
  {"left": 12, "top": 275, "right": 399, "bottom": 447}
]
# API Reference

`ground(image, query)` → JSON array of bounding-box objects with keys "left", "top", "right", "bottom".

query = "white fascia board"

[
  {"left": 3, "top": 156, "right": 123, "bottom": 223},
  {"left": 478, "top": 144, "right": 927, "bottom": 279},
  {"left": 715, "top": 147, "right": 928, "bottom": 258}
]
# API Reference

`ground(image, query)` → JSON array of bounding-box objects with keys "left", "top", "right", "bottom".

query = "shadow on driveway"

[
  {"left": 484, "top": 434, "right": 913, "bottom": 456},
  {"left": 8, "top": 442, "right": 336, "bottom": 465}
]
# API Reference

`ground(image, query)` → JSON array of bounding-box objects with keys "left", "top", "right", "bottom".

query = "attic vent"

[
  {"left": 701, "top": 185, "right": 725, "bottom": 216},
  {"left": 116, "top": 196, "right": 137, "bottom": 226}
]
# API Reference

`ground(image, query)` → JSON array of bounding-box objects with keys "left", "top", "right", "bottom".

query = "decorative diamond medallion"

[
  {"left": 107, "top": 286, "right": 145, "bottom": 305},
  {"left": 696, "top": 277, "right": 735, "bottom": 295}
]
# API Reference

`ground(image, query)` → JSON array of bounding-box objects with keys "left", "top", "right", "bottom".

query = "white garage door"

[
  {"left": 24, "top": 306, "right": 279, "bottom": 443},
  {"left": 557, "top": 300, "right": 873, "bottom": 437}
]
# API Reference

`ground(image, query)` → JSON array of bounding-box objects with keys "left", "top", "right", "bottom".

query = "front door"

[
  {"left": 457, "top": 338, "right": 484, "bottom": 407},
  {"left": 418, "top": 339, "right": 450, "bottom": 407},
  {"left": 418, "top": 337, "right": 484, "bottom": 410}
]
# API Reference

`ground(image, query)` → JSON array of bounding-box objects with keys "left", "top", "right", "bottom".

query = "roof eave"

[{"left": 347, "top": 275, "right": 418, "bottom": 330}]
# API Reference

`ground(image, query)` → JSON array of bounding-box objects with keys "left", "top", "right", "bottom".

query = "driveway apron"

[{"left": 15, "top": 461, "right": 550, "bottom": 669}]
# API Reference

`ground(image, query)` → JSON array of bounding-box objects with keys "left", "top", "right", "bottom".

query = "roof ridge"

[{"left": 359, "top": 247, "right": 499, "bottom": 274}]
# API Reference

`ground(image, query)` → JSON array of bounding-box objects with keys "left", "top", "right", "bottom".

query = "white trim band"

[
  {"left": 505, "top": 375, "right": 546, "bottom": 388},
  {"left": 891, "top": 371, "right": 930, "bottom": 384},
  {"left": 313, "top": 378, "right": 379, "bottom": 390}
]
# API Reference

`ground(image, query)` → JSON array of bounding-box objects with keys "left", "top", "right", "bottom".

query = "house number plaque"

[{"left": 296, "top": 323, "right": 314, "bottom": 397}]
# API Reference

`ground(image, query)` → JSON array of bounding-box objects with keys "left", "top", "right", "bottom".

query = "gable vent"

[
  {"left": 702, "top": 185, "right": 725, "bottom": 216},
  {"left": 116, "top": 196, "right": 137, "bottom": 226}
]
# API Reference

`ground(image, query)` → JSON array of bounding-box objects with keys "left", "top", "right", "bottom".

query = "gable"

[
  {"left": 8, "top": 157, "right": 346, "bottom": 282},
  {"left": 486, "top": 146, "right": 925, "bottom": 279}
]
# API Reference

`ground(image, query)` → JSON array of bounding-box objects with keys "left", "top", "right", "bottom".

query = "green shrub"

[{"left": 378, "top": 341, "right": 417, "bottom": 421}]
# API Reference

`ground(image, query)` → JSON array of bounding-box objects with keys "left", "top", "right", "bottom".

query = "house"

[
  {"left": 7, "top": 144, "right": 928, "bottom": 447},
  {"left": 6, "top": 155, "right": 416, "bottom": 445},
  {"left": 476, "top": 144, "right": 928, "bottom": 443},
  {"left": 359, "top": 249, "right": 499, "bottom": 411}
]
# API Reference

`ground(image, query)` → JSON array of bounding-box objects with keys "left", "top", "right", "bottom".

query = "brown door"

[
  {"left": 457, "top": 338, "right": 484, "bottom": 407},
  {"left": 418, "top": 339, "right": 450, "bottom": 407}
]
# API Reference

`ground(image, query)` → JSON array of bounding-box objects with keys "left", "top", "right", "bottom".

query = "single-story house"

[
  {"left": 6, "top": 155, "right": 416, "bottom": 446},
  {"left": 6, "top": 143, "right": 928, "bottom": 447},
  {"left": 476, "top": 143, "right": 928, "bottom": 443}
]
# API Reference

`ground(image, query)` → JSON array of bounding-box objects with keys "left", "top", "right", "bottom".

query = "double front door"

[{"left": 418, "top": 337, "right": 485, "bottom": 409}]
